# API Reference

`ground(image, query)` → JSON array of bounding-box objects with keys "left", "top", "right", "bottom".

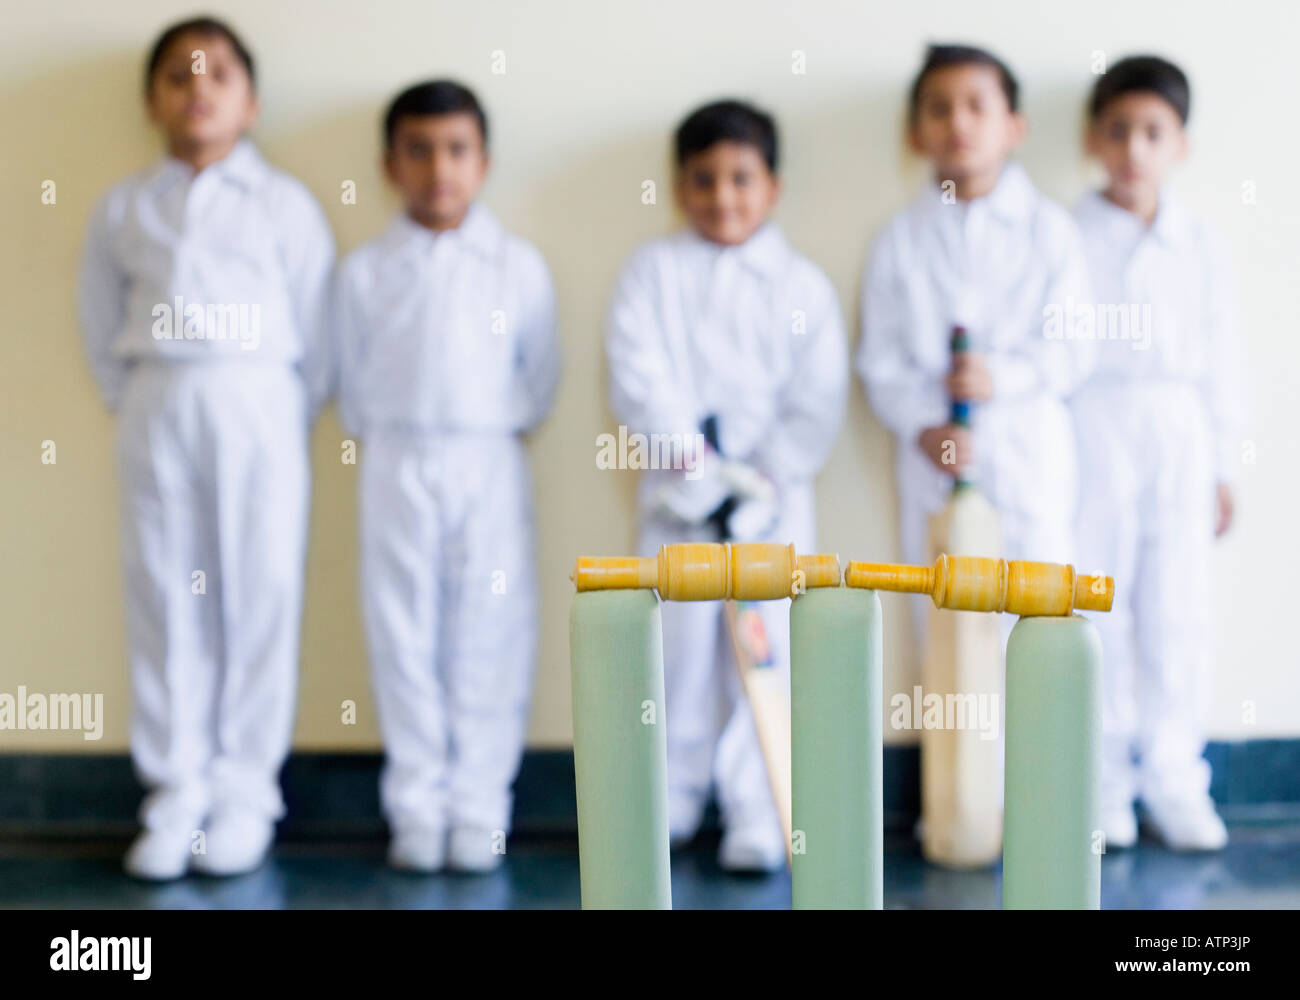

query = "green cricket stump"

[
  {"left": 1002, "top": 614, "right": 1102, "bottom": 910},
  {"left": 790, "top": 587, "right": 883, "bottom": 909},
  {"left": 570, "top": 590, "right": 672, "bottom": 909}
]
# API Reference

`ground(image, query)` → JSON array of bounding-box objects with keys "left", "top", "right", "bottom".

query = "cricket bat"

[
  {"left": 724, "top": 598, "right": 794, "bottom": 865},
  {"left": 920, "top": 326, "right": 1004, "bottom": 868}
]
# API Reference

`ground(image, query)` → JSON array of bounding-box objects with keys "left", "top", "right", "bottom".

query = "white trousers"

[
  {"left": 117, "top": 362, "right": 308, "bottom": 831},
  {"left": 1073, "top": 382, "right": 1216, "bottom": 804},
  {"left": 360, "top": 432, "right": 538, "bottom": 834}
]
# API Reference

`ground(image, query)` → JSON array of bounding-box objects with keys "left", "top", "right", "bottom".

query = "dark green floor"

[{"left": 2, "top": 817, "right": 1298, "bottom": 909}]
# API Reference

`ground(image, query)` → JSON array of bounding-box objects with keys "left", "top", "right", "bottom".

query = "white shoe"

[
  {"left": 718, "top": 822, "right": 786, "bottom": 873},
  {"left": 1100, "top": 800, "right": 1138, "bottom": 850},
  {"left": 1141, "top": 794, "right": 1228, "bottom": 852},
  {"left": 190, "top": 809, "right": 275, "bottom": 876},
  {"left": 447, "top": 826, "right": 505, "bottom": 873},
  {"left": 124, "top": 826, "right": 194, "bottom": 881},
  {"left": 388, "top": 827, "right": 447, "bottom": 873}
]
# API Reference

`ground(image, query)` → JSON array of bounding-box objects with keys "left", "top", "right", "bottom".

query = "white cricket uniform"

[
  {"left": 1071, "top": 190, "right": 1245, "bottom": 804},
  {"left": 333, "top": 205, "right": 560, "bottom": 836},
  {"left": 78, "top": 139, "right": 335, "bottom": 832},
  {"left": 606, "top": 223, "right": 848, "bottom": 836},
  {"left": 858, "top": 163, "right": 1093, "bottom": 642}
]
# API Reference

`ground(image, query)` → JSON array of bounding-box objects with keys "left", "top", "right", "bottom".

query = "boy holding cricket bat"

[
  {"left": 857, "top": 44, "right": 1092, "bottom": 863},
  {"left": 606, "top": 99, "right": 848, "bottom": 871},
  {"left": 859, "top": 43, "right": 1092, "bottom": 631}
]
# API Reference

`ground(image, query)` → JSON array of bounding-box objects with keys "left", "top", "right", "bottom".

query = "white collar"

[
  {"left": 679, "top": 221, "right": 791, "bottom": 280},
  {"left": 385, "top": 201, "right": 504, "bottom": 260},
  {"left": 148, "top": 138, "right": 267, "bottom": 193},
  {"left": 923, "top": 161, "right": 1037, "bottom": 223},
  {"left": 1078, "top": 188, "right": 1187, "bottom": 247}
]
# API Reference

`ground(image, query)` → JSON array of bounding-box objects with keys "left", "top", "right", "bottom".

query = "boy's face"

[
  {"left": 1086, "top": 92, "right": 1187, "bottom": 202},
  {"left": 675, "top": 141, "right": 779, "bottom": 247},
  {"left": 146, "top": 32, "right": 258, "bottom": 152},
  {"left": 385, "top": 113, "right": 488, "bottom": 230},
  {"left": 909, "top": 64, "right": 1024, "bottom": 183}
]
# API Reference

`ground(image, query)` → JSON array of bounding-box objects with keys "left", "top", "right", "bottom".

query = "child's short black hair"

[
  {"left": 1089, "top": 55, "right": 1190, "bottom": 125},
  {"left": 674, "top": 100, "right": 778, "bottom": 173},
  {"left": 145, "top": 16, "right": 255, "bottom": 94},
  {"left": 908, "top": 44, "right": 1019, "bottom": 121},
  {"left": 383, "top": 80, "right": 488, "bottom": 148}
]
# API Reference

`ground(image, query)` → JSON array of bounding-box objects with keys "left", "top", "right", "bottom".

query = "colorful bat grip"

[{"left": 950, "top": 325, "right": 973, "bottom": 489}]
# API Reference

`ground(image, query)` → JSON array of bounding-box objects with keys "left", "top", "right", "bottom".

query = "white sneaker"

[
  {"left": 1141, "top": 794, "right": 1228, "bottom": 852},
  {"left": 718, "top": 822, "right": 787, "bottom": 873},
  {"left": 387, "top": 827, "right": 447, "bottom": 873},
  {"left": 123, "top": 825, "right": 194, "bottom": 881},
  {"left": 1100, "top": 800, "right": 1138, "bottom": 850},
  {"left": 190, "top": 809, "right": 275, "bottom": 876},
  {"left": 447, "top": 826, "right": 505, "bottom": 873}
]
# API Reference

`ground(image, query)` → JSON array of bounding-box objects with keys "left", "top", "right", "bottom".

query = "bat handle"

[{"left": 949, "top": 325, "right": 973, "bottom": 491}]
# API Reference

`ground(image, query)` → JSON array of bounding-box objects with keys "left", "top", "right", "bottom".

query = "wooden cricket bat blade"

[
  {"left": 921, "top": 485, "right": 1004, "bottom": 868},
  {"left": 724, "top": 600, "right": 794, "bottom": 866}
]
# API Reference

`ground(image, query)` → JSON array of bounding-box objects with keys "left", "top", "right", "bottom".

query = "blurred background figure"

[
  {"left": 606, "top": 99, "right": 848, "bottom": 872},
  {"left": 78, "top": 16, "right": 335, "bottom": 880},
  {"left": 1072, "top": 55, "right": 1245, "bottom": 851},
  {"left": 859, "top": 44, "right": 1093, "bottom": 647},
  {"left": 332, "top": 80, "right": 561, "bottom": 873}
]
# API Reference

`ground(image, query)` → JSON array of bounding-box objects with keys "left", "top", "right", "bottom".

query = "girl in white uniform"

[{"left": 79, "top": 17, "right": 335, "bottom": 880}]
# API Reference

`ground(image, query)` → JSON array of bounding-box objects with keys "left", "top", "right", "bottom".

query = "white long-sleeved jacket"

[
  {"left": 1072, "top": 190, "right": 1246, "bottom": 482},
  {"left": 858, "top": 162, "right": 1093, "bottom": 523},
  {"left": 606, "top": 222, "right": 848, "bottom": 508},
  {"left": 78, "top": 139, "right": 335, "bottom": 412},
  {"left": 332, "top": 205, "right": 559, "bottom": 436}
]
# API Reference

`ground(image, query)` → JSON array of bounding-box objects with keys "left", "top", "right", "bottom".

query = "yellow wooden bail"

[
  {"left": 844, "top": 555, "right": 1114, "bottom": 617},
  {"left": 570, "top": 555, "right": 657, "bottom": 592},
  {"left": 572, "top": 543, "right": 842, "bottom": 600},
  {"left": 659, "top": 543, "right": 730, "bottom": 601},
  {"left": 795, "top": 552, "right": 842, "bottom": 591},
  {"left": 730, "top": 542, "right": 796, "bottom": 600}
]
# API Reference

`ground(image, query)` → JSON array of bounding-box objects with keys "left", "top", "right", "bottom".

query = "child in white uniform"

[
  {"left": 332, "top": 81, "right": 560, "bottom": 873},
  {"left": 606, "top": 100, "right": 848, "bottom": 871},
  {"left": 858, "top": 45, "right": 1093, "bottom": 645},
  {"left": 78, "top": 17, "right": 335, "bottom": 880},
  {"left": 1073, "top": 56, "right": 1244, "bottom": 851}
]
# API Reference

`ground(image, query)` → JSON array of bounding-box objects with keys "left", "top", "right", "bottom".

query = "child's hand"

[
  {"left": 919, "top": 424, "right": 972, "bottom": 476},
  {"left": 1215, "top": 482, "right": 1235, "bottom": 537},
  {"left": 946, "top": 352, "right": 993, "bottom": 402}
]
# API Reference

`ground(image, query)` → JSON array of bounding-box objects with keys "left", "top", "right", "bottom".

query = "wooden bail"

[
  {"left": 844, "top": 555, "right": 1114, "bottom": 617},
  {"left": 657, "top": 543, "right": 730, "bottom": 601},
  {"left": 572, "top": 543, "right": 842, "bottom": 601}
]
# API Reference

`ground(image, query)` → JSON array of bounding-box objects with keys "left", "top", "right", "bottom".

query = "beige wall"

[{"left": 3, "top": 0, "right": 1296, "bottom": 752}]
